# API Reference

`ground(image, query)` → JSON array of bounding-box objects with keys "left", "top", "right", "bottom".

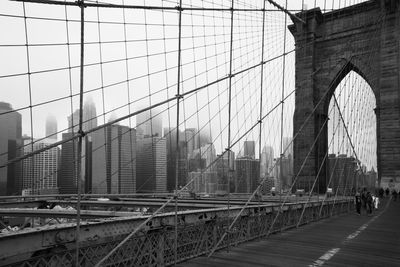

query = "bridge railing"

[{"left": 5, "top": 198, "right": 353, "bottom": 266}]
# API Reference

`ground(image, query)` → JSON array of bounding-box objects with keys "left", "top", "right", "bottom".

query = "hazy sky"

[{"left": 0, "top": 0, "right": 375, "bottom": 168}]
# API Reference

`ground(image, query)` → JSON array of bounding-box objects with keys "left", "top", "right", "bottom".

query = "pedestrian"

[
  {"left": 379, "top": 188, "right": 384, "bottom": 198},
  {"left": 366, "top": 192, "right": 373, "bottom": 215},
  {"left": 373, "top": 195, "right": 379, "bottom": 209},
  {"left": 355, "top": 192, "right": 362, "bottom": 215},
  {"left": 385, "top": 188, "right": 390, "bottom": 197},
  {"left": 361, "top": 188, "right": 367, "bottom": 211},
  {"left": 392, "top": 190, "right": 398, "bottom": 201}
]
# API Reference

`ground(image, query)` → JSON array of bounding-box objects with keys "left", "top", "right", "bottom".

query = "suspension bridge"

[{"left": 0, "top": 0, "right": 399, "bottom": 266}]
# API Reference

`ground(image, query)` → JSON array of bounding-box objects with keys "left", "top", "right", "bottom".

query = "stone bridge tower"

[{"left": 289, "top": 0, "right": 400, "bottom": 193}]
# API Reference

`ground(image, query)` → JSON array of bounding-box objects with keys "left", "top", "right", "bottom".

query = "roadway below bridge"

[{"left": 180, "top": 197, "right": 400, "bottom": 267}]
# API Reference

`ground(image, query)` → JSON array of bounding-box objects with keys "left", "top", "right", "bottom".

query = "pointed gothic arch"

[{"left": 289, "top": 0, "right": 400, "bottom": 192}]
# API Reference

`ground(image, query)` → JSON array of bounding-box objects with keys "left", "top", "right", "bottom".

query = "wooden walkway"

[{"left": 180, "top": 198, "right": 400, "bottom": 267}]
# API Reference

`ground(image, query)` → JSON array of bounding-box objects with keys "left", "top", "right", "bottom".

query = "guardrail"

[{"left": 2, "top": 198, "right": 353, "bottom": 266}]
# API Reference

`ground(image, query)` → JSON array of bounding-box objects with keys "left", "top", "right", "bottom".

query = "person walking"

[
  {"left": 385, "top": 188, "right": 390, "bottom": 197},
  {"left": 373, "top": 195, "right": 379, "bottom": 209},
  {"left": 355, "top": 192, "right": 362, "bottom": 215},
  {"left": 361, "top": 188, "right": 367, "bottom": 212},
  {"left": 392, "top": 190, "right": 398, "bottom": 201},
  {"left": 366, "top": 192, "right": 373, "bottom": 215}
]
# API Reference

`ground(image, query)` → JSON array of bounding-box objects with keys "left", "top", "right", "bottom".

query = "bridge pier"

[{"left": 289, "top": 0, "right": 400, "bottom": 193}]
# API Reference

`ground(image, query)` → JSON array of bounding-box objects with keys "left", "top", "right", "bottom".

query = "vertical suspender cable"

[
  {"left": 22, "top": 2, "right": 35, "bottom": 198},
  {"left": 226, "top": 0, "right": 235, "bottom": 253},
  {"left": 76, "top": 0, "right": 85, "bottom": 265},
  {"left": 279, "top": 0, "right": 288, "bottom": 204},
  {"left": 174, "top": 0, "right": 183, "bottom": 265},
  {"left": 258, "top": 0, "right": 267, "bottom": 214}
]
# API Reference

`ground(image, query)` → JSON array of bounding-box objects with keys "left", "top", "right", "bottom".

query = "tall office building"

[
  {"left": 282, "top": 137, "right": 293, "bottom": 157},
  {"left": 83, "top": 97, "right": 98, "bottom": 131},
  {"left": 260, "top": 146, "right": 274, "bottom": 176},
  {"left": 198, "top": 129, "right": 212, "bottom": 148},
  {"left": 0, "top": 102, "right": 22, "bottom": 195},
  {"left": 22, "top": 139, "right": 59, "bottom": 195},
  {"left": 45, "top": 114, "right": 58, "bottom": 140},
  {"left": 58, "top": 133, "right": 79, "bottom": 194},
  {"left": 199, "top": 143, "right": 216, "bottom": 170},
  {"left": 235, "top": 157, "right": 259, "bottom": 193},
  {"left": 136, "top": 136, "right": 167, "bottom": 193},
  {"left": 184, "top": 128, "right": 198, "bottom": 158},
  {"left": 164, "top": 128, "right": 188, "bottom": 192},
  {"left": 91, "top": 126, "right": 136, "bottom": 194},
  {"left": 273, "top": 156, "right": 292, "bottom": 191},
  {"left": 243, "top": 141, "right": 255, "bottom": 159},
  {"left": 215, "top": 151, "right": 235, "bottom": 193},
  {"left": 68, "top": 97, "right": 98, "bottom": 133},
  {"left": 187, "top": 171, "right": 217, "bottom": 194},
  {"left": 136, "top": 108, "right": 162, "bottom": 138}
]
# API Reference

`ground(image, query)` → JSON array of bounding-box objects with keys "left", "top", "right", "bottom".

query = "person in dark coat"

[
  {"left": 355, "top": 192, "right": 362, "bottom": 215},
  {"left": 385, "top": 188, "right": 390, "bottom": 197},
  {"left": 392, "top": 190, "right": 398, "bottom": 201},
  {"left": 366, "top": 192, "right": 373, "bottom": 215},
  {"left": 379, "top": 188, "right": 384, "bottom": 198}
]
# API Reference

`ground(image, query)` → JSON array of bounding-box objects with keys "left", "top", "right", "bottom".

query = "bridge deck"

[{"left": 180, "top": 198, "right": 400, "bottom": 266}]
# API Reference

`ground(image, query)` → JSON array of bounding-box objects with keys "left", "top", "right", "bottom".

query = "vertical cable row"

[
  {"left": 226, "top": 0, "right": 235, "bottom": 253},
  {"left": 174, "top": 0, "right": 183, "bottom": 265},
  {"left": 75, "top": 0, "right": 85, "bottom": 265},
  {"left": 258, "top": 0, "right": 267, "bottom": 213}
]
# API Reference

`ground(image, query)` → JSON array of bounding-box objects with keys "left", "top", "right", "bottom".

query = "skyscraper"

[
  {"left": 243, "top": 141, "right": 255, "bottom": 159},
  {"left": 0, "top": 102, "right": 22, "bottom": 195},
  {"left": 22, "top": 138, "right": 59, "bottom": 195},
  {"left": 184, "top": 128, "right": 197, "bottom": 158},
  {"left": 215, "top": 151, "right": 235, "bottom": 193},
  {"left": 136, "top": 136, "right": 167, "bottom": 193},
  {"left": 83, "top": 97, "right": 97, "bottom": 132},
  {"left": 260, "top": 145, "right": 274, "bottom": 177},
  {"left": 68, "top": 97, "right": 98, "bottom": 133},
  {"left": 91, "top": 126, "right": 136, "bottom": 194},
  {"left": 136, "top": 108, "right": 162, "bottom": 137},
  {"left": 235, "top": 157, "right": 259, "bottom": 193},
  {"left": 282, "top": 137, "right": 293, "bottom": 157},
  {"left": 199, "top": 143, "right": 216, "bottom": 170},
  {"left": 45, "top": 114, "right": 57, "bottom": 140},
  {"left": 164, "top": 128, "right": 188, "bottom": 192},
  {"left": 58, "top": 133, "right": 79, "bottom": 194}
]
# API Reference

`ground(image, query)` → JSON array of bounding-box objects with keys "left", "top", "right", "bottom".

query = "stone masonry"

[{"left": 289, "top": 0, "right": 400, "bottom": 193}]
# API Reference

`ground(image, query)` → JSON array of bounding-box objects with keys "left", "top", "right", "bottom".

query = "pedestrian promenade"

[{"left": 180, "top": 198, "right": 400, "bottom": 266}]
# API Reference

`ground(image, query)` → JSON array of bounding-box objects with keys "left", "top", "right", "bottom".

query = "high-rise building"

[
  {"left": 198, "top": 129, "right": 212, "bottom": 148},
  {"left": 45, "top": 114, "right": 57, "bottom": 140},
  {"left": 243, "top": 141, "right": 255, "bottom": 159},
  {"left": 0, "top": 102, "right": 22, "bottom": 195},
  {"left": 199, "top": 143, "right": 216, "bottom": 170},
  {"left": 187, "top": 171, "right": 217, "bottom": 194},
  {"left": 184, "top": 128, "right": 198, "bottom": 158},
  {"left": 136, "top": 108, "right": 162, "bottom": 138},
  {"left": 91, "top": 126, "right": 136, "bottom": 194},
  {"left": 83, "top": 97, "right": 97, "bottom": 131},
  {"left": 260, "top": 146, "right": 274, "bottom": 177},
  {"left": 273, "top": 156, "right": 292, "bottom": 191},
  {"left": 215, "top": 151, "right": 235, "bottom": 193},
  {"left": 282, "top": 137, "right": 293, "bottom": 158},
  {"left": 235, "top": 157, "right": 259, "bottom": 193},
  {"left": 68, "top": 97, "right": 98, "bottom": 133},
  {"left": 22, "top": 138, "right": 59, "bottom": 195},
  {"left": 136, "top": 136, "right": 167, "bottom": 193},
  {"left": 164, "top": 127, "right": 190, "bottom": 192},
  {"left": 58, "top": 133, "right": 79, "bottom": 194}
]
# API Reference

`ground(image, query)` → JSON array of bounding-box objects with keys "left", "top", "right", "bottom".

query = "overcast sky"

[{"left": 0, "top": 0, "right": 375, "bottom": 169}]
